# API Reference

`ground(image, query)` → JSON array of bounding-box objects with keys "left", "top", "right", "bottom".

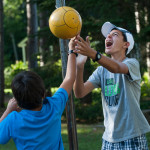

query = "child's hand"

[
  {"left": 6, "top": 98, "right": 19, "bottom": 113},
  {"left": 74, "top": 35, "right": 95, "bottom": 59},
  {"left": 0, "top": 98, "right": 20, "bottom": 122},
  {"left": 68, "top": 36, "right": 77, "bottom": 50}
]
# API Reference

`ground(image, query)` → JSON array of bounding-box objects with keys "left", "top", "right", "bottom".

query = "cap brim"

[{"left": 101, "top": 22, "right": 116, "bottom": 38}]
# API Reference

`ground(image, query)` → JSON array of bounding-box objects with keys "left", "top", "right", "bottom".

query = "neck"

[
  {"left": 32, "top": 105, "right": 42, "bottom": 111},
  {"left": 111, "top": 53, "right": 126, "bottom": 62}
]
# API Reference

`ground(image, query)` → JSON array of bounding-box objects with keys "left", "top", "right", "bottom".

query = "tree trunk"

[
  {"left": 26, "top": 0, "right": 38, "bottom": 69},
  {"left": 0, "top": 0, "right": 5, "bottom": 108},
  {"left": 134, "top": 2, "right": 150, "bottom": 76},
  {"left": 39, "top": 10, "right": 49, "bottom": 65}
]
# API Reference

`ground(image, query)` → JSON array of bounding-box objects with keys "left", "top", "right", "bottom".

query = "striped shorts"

[{"left": 102, "top": 134, "right": 149, "bottom": 150}]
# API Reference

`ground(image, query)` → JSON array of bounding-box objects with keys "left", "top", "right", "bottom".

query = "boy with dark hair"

[
  {"left": 0, "top": 39, "right": 77, "bottom": 150},
  {"left": 73, "top": 22, "right": 150, "bottom": 149}
]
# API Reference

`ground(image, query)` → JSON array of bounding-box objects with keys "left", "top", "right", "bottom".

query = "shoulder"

[
  {"left": 123, "top": 57, "right": 140, "bottom": 70},
  {"left": 0, "top": 111, "right": 19, "bottom": 130},
  {"left": 6, "top": 111, "right": 19, "bottom": 120},
  {"left": 123, "top": 58, "right": 141, "bottom": 81},
  {"left": 46, "top": 88, "right": 68, "bottom": 105},
  {"left": 123, "top": 57, "right": 139, "bottom": 66},
  {"left": 53, "top": 88, "right": 68, "bottom": 99},
  {"left": 46, "top": 88, "right": 68, "bottom": 115}
]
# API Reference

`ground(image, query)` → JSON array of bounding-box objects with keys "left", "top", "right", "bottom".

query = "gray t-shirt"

[{"left": 88, "top": 57, "right": 150, "bottom": 143}]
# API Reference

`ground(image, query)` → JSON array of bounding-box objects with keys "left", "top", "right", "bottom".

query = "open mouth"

[{"left": 106, "top": 41, "right": 113, "bottom": 48}]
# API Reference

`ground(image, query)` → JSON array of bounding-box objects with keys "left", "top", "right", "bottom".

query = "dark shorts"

[{"left": 102, "top": 134, "right": 149, "bottom": 150}]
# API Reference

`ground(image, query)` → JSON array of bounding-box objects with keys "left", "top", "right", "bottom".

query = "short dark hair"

[
  {"left": 112, "top": 28, "right": 128, "bottom": 54},
  {"left": 121, "top": 32, "right": 128, "bottom": 55},
  {"left": 11, "top": 71, "right": 45, "bottom": 110}
]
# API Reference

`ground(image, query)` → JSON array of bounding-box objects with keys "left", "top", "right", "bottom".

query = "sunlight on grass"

[{"left": 61, "top": 123, "right": 103, "bottom": 150}]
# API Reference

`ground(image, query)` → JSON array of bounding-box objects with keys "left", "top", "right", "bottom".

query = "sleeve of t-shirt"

[
  {"left": 0, "top": 113, "right": 12, "bottom": 144},
  {"left": 88, "top": 66, "right": 102, "bottom": 88},
  {"left": 49, "top": 88, "right": 68, "bottom": 115},
  {"left": 123, "top": 58, "right": 141, "bottom": 82}
]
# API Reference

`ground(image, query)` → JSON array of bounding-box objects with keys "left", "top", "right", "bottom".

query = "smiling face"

[{"left": 105, "top": 29, "right": 129, "bottom": 55}]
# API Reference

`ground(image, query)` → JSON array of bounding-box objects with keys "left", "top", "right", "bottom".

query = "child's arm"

[
  {"left": 59, "top": 38, "right": 76, "bottom": 96},
  {"left": 0, "top": 98, "right": 18, "bottom": 122}
]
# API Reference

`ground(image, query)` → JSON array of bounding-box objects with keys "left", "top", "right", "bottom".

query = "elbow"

[
  {"left": 73, "top": 89, "right": 85, "bottom": 98},
  {"left": 74, "top": 94, "right": 83, "bottom": 99}
]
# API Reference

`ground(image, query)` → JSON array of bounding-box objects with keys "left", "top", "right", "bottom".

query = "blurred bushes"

[
  {"left": 140, "top": 72, "right": 150, "bottom": 110},
  {"left": 62, "top": 89, "right": 103, "bottom": 124},
  {"left": 141, "top": 72, "right": 150, "bottom": 98},
  {"left": 4, "top": 61, "right": 28, "bottom": 88},
  {"left": 34, "top": 59, "right": 62, "bottom": 96},
  {"left": 4, "top": 62, "right": 150, "bottom": 122},
  {"left": 4, "top": 60, "right": 62, "bottom": 96},
  {"left": 74, "top": 89, "right": 103, "bottom": 123}
]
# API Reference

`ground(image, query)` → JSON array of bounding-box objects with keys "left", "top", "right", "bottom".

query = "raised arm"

[
  {"left": 59, "top": 38, "right": 76, "bottom": 96},
  {"left": 73, "top": 54, "right": 94, "bottom": 98},
  {"left": 73, "top": 36, "right": 95, "bottom": 98}
]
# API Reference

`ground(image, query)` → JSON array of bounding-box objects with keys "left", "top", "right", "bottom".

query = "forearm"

[
  {"left": 97, "top": 55, "right": 128, "bottom": 73},
  {"left": 97, "top": 55, "right": 120, "bottom": 73},
  {"left": 73, "top": 67, "right": 85, "bottom": 98},
  {"left": 65, "top": 53, "right": 76, "bottom": 82},
  {"left": 89, "top": 50, "right": 128, "bottom": 74},
  {"left": 60, "top": 53, "right": 76, "bottom": 95}
]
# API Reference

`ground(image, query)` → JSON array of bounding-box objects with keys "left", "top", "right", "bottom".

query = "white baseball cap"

[{"left": 101, "top": 22, "right": 134, "bottom": 55}]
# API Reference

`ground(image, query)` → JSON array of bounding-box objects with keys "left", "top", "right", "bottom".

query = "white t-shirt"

[{"left": 88, "top": 57, "right": 150, "bottom": 143}]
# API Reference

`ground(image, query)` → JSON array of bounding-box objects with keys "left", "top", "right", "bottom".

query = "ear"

[{"left": 123, "top": 42, "right": 130, "bottom": 49}]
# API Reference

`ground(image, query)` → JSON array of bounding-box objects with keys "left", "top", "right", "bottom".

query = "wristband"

[{"left": 68, "top": 50, "right": 78, "bottom": 57}]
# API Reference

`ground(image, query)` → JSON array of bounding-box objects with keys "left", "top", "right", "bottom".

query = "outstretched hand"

[{"left": 74, "top": 35, "right": 96, "bottom": 59}]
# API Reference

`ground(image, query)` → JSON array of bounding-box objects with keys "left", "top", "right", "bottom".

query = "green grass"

[
  {"left": 62, "top": 124, "right": 103, "bottom": 150},
  {"left": 0, "top": 124, "right": 150, "bottom": 149},
  {"left": 0, "top": 124, "right": 103, "bottom": 150}
]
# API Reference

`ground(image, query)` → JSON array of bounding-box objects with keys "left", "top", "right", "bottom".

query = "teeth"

[
  {"left": 106, "top": 40, "right": 112, "bottom": 44},
  {"left": 106, "top": 41, "right": 112, "bottom": 47}
]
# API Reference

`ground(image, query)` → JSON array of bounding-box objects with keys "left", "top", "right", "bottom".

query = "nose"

[{"left": 106, "top": 33, "right": 112, "bottom": 38}]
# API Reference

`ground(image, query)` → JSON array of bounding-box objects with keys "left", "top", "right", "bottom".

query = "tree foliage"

[
  {"left": 4, "top": 0, "right": 26, "bottom": 66},
  {"left": 2, "top": 0, "right": 150, "bottom": 119},
  {"left": 0, "top": 0, "right": 4, "bottom": 107}
]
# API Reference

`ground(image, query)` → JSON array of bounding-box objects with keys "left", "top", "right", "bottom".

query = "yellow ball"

[{"left": 49, "top": 6, "right": 82, "bottom": 39}]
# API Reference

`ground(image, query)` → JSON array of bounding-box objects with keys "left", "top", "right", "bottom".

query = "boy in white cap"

[{"left": 73, "top": 22, "right": 150, "bottom": 149}]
